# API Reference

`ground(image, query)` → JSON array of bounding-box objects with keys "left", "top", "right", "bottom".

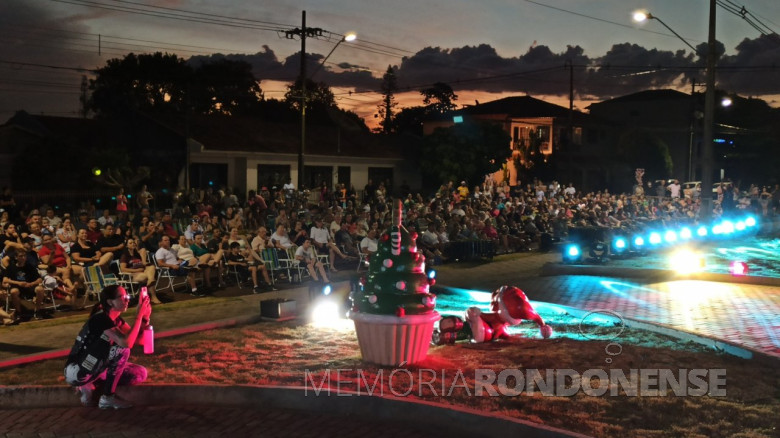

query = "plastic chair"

[
  {"left": 151, "top": 254, "right": 188, "bottom": 293},
  {"left": 82, "top": 264, "right": 119, "bottom": 307}
]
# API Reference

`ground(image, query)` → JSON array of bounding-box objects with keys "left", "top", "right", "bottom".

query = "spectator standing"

[{"left": 116, "top": 188, "right": 128, "bottom": 214}]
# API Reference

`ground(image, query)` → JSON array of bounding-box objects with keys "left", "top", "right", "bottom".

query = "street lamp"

[
  {"left": 634, "top": 2, "right": 717, "bottom": 221},
  {"left": 310, "top": 33, "right": 357, "bottom": 79},
  {"left": 632, "top": 11, "right": 699, "bottom": 53}
]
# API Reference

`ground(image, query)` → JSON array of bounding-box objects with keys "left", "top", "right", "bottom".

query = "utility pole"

[
  {"left": 285, "top": 11, "right": 323, "bottom": 191},
  {"left": 700, "top": 0, "right": 717, "bottom": 222}
]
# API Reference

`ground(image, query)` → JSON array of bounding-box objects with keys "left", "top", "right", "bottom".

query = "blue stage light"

[
  {"left": 323, "top": 284, "right": 332, "bottom": 296},
  {"left": 649, "top": 232, "right": 662, "bottom": 245},
  {"left": 563, "top": 244, "right": 582, "bottom": 263},
  {"left": 428, "top": 270, "right": 436, "bottom": 279},
  {"left": 697, "top": 226, "right": 708, "bottom": 237},
  {"left": 614, "top": 238, "right": 627, "bottom": 249},
  {"left": 745, "top": 217, "right": 756, "bottom": 227},
  {"left": 664, "top": 231, "right": 677, "bottom": 243},
  {"left": 721, "top": 221, "right": 735, "bottom": 234},
  {"left": 712, "top": 225, "right": 723, "bottom": 235},
  {"left": 735, "top": 221, "right": 746, "bottom": 231},
  {"left": 679, "top": 228, "right": 692, "bottom": 239},
  {"left": 634, "top": 236, "right": 645, "bottom": 247}
]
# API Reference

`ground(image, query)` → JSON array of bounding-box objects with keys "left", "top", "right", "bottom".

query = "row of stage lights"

[{"left": 562, "top": 216, "right": 758, "bottom": 276}]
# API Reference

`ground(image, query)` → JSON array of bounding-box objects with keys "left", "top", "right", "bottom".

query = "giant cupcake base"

[{"left": 351, "top": 311, "right": 440, "bottom": 366}]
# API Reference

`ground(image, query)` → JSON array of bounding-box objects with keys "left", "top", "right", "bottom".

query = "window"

[
  {"left": 368, "top": 167, "right": 393, "bottom": 191},
  {"left": 257, "top": 165, "right": 290, "bottom": 190},
  {"left": 337, "top": 166, "right": 351, "bottom": 185},
  {"left": 190, "top": 163, "right": 227, "bottom": 189}
]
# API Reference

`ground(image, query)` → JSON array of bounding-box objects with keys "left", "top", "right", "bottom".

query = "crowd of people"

[{"left": 0, "top": 176, "right": 778, "bottom": 325}]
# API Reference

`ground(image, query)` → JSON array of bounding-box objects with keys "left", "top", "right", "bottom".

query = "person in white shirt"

[
  {"left": 359, "top": 229, "right": 378, "bottom": 255},
  {"left": 270, "top": 224, "right": 292, "bottom": 249},
  {"left": 282, "top": 179, "right": 295, "bottom": 204},
  {"left": 564, "top": 183, "right": 576, "bottom": 196},
  {"left": 295, "top": 239, "right": 329, "bottom": 283},
  {"left": 668, "top": 180, "right": 682, "bottom": 199},
  {"left": 310, "top": 218, "right": 352, "bottom": 272},
  {"left": 154, "top": 235, "right": 199, "bottom": 295}
]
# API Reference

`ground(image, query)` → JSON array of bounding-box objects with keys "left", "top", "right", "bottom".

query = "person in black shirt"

[
  {"left": 1, "top": 249, "right": 46, "bottom": 319},
  {"left": 64, "top": 285, "right": 151, "bottom": 409}
]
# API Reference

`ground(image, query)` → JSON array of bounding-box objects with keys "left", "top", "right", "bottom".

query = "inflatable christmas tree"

[{"left": 350, "top": 200, "right": 439, "bottom": 366}]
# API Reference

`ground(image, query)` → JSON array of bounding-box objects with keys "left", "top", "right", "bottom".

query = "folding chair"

[
  {"left": 112, "top": 260, "right": 142, "bottom": 298},
  {"left": 152, "top": 254, "right": 189, "bottom": 293},
  {"left": 222, "top": 253, "right": 247, "bottom": 289},
  {"left": 82, "top": 264, "right": 119, "bottom": 307},
  {"left": 260, "top": 248, "right": 290, "bottom": 285},
  {"left": 356, "top": 243, "right": 368, "bottom": 272}
]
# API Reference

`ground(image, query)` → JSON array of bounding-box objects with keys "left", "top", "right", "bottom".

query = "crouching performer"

[{"left": 64, "top": 285, "right": 151, "bottom": 409}]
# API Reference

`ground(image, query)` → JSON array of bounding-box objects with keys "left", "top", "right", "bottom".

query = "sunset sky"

[{"left": 1, "top": 0, "right": 778, "bottom": 126}]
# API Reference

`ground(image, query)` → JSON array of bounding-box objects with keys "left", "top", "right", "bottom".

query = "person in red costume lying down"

[{"left": 434, "top": 285, "right": 553, "bottom": 344}]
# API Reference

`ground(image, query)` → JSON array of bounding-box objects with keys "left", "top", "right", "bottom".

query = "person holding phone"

[{"left": 64, "top": 285, "right": 151, "bottom": 409}]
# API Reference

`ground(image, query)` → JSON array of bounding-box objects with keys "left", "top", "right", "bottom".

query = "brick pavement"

[{"left": 0, "top": 405, "right": 434, "bottom": 438}]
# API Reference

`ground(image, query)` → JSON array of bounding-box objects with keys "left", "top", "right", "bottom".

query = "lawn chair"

[
  {"left": 112, "top": 260, "right": 142, "bottom": 298},
  {"left": 222, "top": 253, "right": 247, "bottom": 289},
  {"left": 82, "top": 264, "right": 119, "bottom": 307},
  {"left": 356, "top": 242, "right": 368, "bottom": 272},
  {"left": 152, "top": 254, "right": 189, "bottom": 293},
  {"left": 260, "top": 248, "right": 290, "bottom": 285}
]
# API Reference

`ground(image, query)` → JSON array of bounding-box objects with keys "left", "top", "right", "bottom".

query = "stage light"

[
  {"left": 745, "top": 217, "right": 756, "bottom": 227},
  {"left": 697, "top": 226, "right": 708, "bottom": 237},
  {"left": 679, "top": 228, "right": 692, "bottom": 239},
  {"left": 322, "top": 284, "right": 332, "bottom": 296},
  {"left": 428, "top": 270, "right": 436, "bottom": 279},
  {"left": 735, "top": 221, "right": 746, "bottom": 231},
  {"left": 613, "top": 237, "right": 627, "bottom": 252},
  {"left": 563, "top": 244, "right": 582, "bottom": 263},
  {"left": 649, "top": 232, "right": 662, "bottom": 245},
  {"left": 664, "top": 231, "right": 677, "bottom": 243},
  {"left": 729, "top": 261, "right": 749, "bottom": 276},
  {"left": 721, "top": 221, "right": 735, "bottom": 234},
  {"left": 633, "top": 236, "right": 645, "bottom": 247},
  {"left": 712, "top": 225, "right": 723, "bottom": 235},
  {"left": 669, "top": 249, "right": 705, "bottom": 274}
]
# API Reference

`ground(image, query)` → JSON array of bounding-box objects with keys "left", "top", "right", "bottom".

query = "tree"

[
  {"left": 89, "top": 52, "right": 191, "bottom": 116},
  {"left": 284, "top": 78, "right": 336, "bottom": 112},
  {"left": 190, "top": 59, "right": 263, "bottom": 115},
  {"left": 376, "top": 65, "right": 398, "bottom": 134},
  {"left": 393, "top": 106, "right": 427, "bottom": 136},
  {"left": 420, "top": 122, "right": 511, "bottom": 188},
  {"left": 617, "top": 128, "right": 673, "bottom": 179},
  {"left": 421, "top": 82, "right": 458, "bottom": 114}
]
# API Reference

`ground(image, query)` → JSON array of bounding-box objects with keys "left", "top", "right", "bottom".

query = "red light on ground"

[{"left": 730, "top": 261, "right": 749, "bottom": 276}]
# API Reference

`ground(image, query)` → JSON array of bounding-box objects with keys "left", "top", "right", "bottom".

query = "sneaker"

[
  {"left": 189, "top": 289, "right": 206, "bottom": 297},
  {"left": 253, "top": 285, "right": 262, "bottom": 294},
  {"left": 77, "top": 383, "right": 95, "bottom": 407},
  {"left": 98, "top": 394, "right": 132, "bottom": 409}
]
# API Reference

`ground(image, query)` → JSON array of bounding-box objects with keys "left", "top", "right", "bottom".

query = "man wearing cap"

[{"left": 75, "top": 211, "right": 90, "bottom": 232}]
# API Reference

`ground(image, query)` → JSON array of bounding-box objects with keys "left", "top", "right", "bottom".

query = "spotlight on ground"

[
  {"left": 697, "top": 226, "right": 708, "bottom": 237},
  {"left": 745, "top": 217, "right": 757, "bottom": 227},
  {"left": 649, "top": 232, "right": 662, "bottom": 245},
  {"left": 735, "top": 221, "right": 746, "bottom": 231},
  {"left": 310, "top": 297, "right": 351, "bottom": 329},
  {"left": 563, "top": 244, "right": 582, "bottom": 263},
  {"left": 428, "top": 270, "right": 436, "bottom": 280},
  {"left": 712, "top": 225, "right": 723, "bottom": 235},
  {"left": 612, "top": 237, "right": 627, "bottom": 255},
  {"left": 633, "top": 236, "right": 645, "bottom": 247},
  {"left": 679, "top": 227, "right": 692, "bottom": 240},
  {"left": 664, "top": 231, "right": 678, "bottom": 243},
  {"left": 322, "top": 284, "right": 332, "bottom": 296},
  {"left": 729, "top": 261, "right": 749, "bottom": 276},
  {"left": 669, "top": 249, "right": 706, "bottom": 274},
  {"left": 721, "top": 221, "right": 735, "bottom": 235}
]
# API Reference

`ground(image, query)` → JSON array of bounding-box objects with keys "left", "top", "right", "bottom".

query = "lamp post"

[
  {"left": 634, "top": 1, "right": 717, "bottom": 220},
  {"left": 285, "top": 12, "right": 355, "bottom": 192}
]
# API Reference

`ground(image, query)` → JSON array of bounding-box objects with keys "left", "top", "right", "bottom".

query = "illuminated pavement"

[{"left": 435, "top": 252, "right": 780, "bottom": 358}]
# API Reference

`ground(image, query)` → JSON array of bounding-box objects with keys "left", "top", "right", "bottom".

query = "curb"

[
  {"left": 540, "top": 263, "right": 780, "bottom": 286},
  {"left": 0, "top": 384, "right": 591, "bottom": 438}
]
